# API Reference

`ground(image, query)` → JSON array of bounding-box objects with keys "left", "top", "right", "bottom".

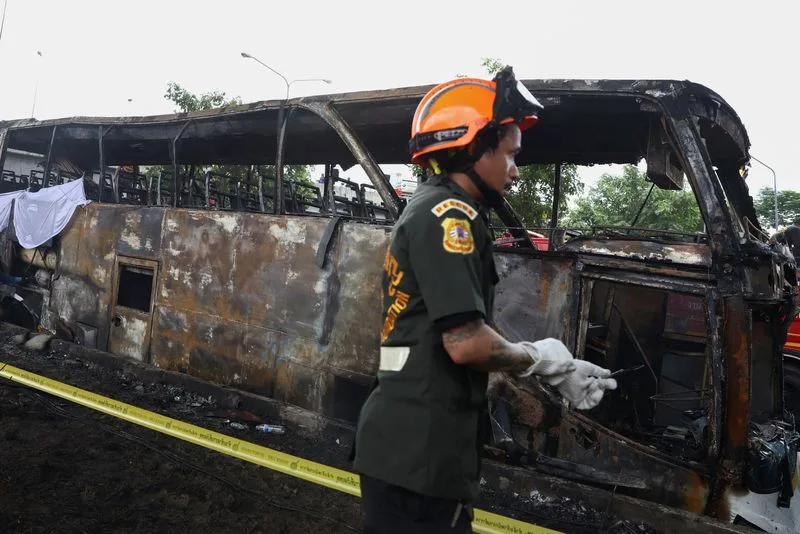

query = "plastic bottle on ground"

[{"left": 254, "top": 424, "right": 285, "bottom": 435}]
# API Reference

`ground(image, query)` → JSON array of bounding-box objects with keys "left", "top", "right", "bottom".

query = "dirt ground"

[{"left": 0, "top": 329, "right": 662, "bottom": 534}]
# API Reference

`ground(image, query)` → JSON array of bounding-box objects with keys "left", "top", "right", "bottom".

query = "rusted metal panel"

[
  {"left": 46, "top": 205, "right": 166, "bottom": 349},
  {"left": 581, "top": 267, "right": 710, "bottom": 295},
  {"left": 560, "top": 239, "right": 712, "bottom": 266},
  {"left": 323, "top": 222, "right": 390, "bottom": 378},
  {"left": 43, "top": 203, "right": 389, "bottom": 412},
  {"left": 493, "top": 254, "right": 576, "bottom": 346},
  {"left": 577, "top": 254, "right": 714, "bottom": 281},
  {"left": 108, "top": 311, "right": 150, "bottom": 361},
  {"left": 55, "top": 207, "right": 87, "bottom": 273},
  {"left": 48, "top": 207, "right": 112, "bottom": 343},
  {"left": 144, "top": 211, "right": 389, "bottom": 411},
  {"left": 160, "top": 210, "right": 328, "bottom": 340},
  {"left": 558, "top": 414, "right": 710, "bottom": 512},
  {"left": 116, "top": 208, "right": 164, "bottom": 258},
  {"left": 722, "top": 296, "right": 751, "bottom": 458},
  {"left": 151, "top": 305, "right": 285, "bottom": 395},
  {"left": 273, "top": 358, "right": 323, "bottom": 413},
  {"left": 720, "top": 296, "right": 752, "bottom": 483},
  {"left": 48, "top": 273, "right": 106, "bottom": 332}
]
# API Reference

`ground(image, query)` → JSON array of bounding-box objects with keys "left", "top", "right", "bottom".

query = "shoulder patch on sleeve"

[
  {"left": 441, "top": 217, "right": 475, "bottom": 254},
  {"left": 431, "top": 198, "right": 478, "bottom": 220}
]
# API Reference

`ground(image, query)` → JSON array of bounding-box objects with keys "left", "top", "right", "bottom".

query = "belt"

[{"left": 379, "top": 346, "right": 410, "bottom": 372}]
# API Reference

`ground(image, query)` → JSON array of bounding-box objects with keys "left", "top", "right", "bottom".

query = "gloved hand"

[
  {"left": 555, "top": 360, "right": 617, "bottom": 410},
  {"left": 516, "top": 338, "right": 576, "bottom": 381}
]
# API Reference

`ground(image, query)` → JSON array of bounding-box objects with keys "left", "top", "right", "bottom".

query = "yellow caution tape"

[{"left": 0, "top": 362, "right": 559, "bottom": 534}]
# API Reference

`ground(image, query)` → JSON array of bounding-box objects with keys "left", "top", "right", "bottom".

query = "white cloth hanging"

[
  {"left": 0, "top": 190, "right": 25, "bottom": 232},
  {"left": 14, "top": 180, "right": 91, "bottom": 249}
]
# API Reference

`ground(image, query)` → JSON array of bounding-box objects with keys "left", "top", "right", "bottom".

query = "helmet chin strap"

[{"left": 466, "top": 168, "right": 505, "bottom": 210}]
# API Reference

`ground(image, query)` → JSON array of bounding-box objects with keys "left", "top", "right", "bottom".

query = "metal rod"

[
  {"left": 257, "top": 166, "right": 264, "bottom": 212},
  {"left": 631, "top": 183, "right": 656, "bottom": 228},
  {"left": 245, "top": 164, "right": 253, "bottom": 209},
  {"left": 204, "top": 170, "right": 211, "bottom": 208},
  {"left": 300, "top": 100, "right": 402, "bottom": 220},
  {"left": 171, "top": 121, "right": 192, "bottom": 208},
  {"left": 42, "top": 125, "right": 58, "bottom": 188},
  {"left": 324, "top": 164, "right": 335, "bottom": 214},
  {"left": 750, "top": 154, "right": 778, "bottom": 230},
  {"left": 0, "top": 128, "right": 8, "bottom": 176},
  {"left": 98, "top": 126, "right": 105, "bottom": 203},
  {"left": 274, "top": 105, "right": 286, "bottom": 214},
  {"left": 548, "top": 163, "right": 562, "bottom": 247},
  {"left": 111, "top": 167, "right": 120, "bottom": 203},
  {"left": 30, "top": 51, "right": 43, "bottom": 117},
  {"left": 612, "top": 303, "right": 659, "bottom": 387}
]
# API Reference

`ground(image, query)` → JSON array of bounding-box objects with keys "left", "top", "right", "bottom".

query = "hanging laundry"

[
  {"left": 14, "top": 180, "right": 91, "bottom": 249},
  {"left": 0, "top": 190, "right": 25, "bottom": 232}
]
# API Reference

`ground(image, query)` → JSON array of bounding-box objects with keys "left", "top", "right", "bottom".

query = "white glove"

[
  {"left": 556, "top": 360, "right": 617, "bottom": 410},
  {"left": 516, "top": 338, "right": 576, "bottom": 381}
]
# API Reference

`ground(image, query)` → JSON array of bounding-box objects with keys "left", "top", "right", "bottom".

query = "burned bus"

[{"left": 0, "top": 79, "right": 797, "bottom": 531}]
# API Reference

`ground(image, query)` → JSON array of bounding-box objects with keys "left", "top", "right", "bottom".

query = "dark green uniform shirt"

[{"left": 353, "top": 175, "right": 497, "bottom": 502}]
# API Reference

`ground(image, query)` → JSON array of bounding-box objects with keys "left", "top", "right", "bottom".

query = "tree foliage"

[
  {"left": 164, "top": 82, "right": 241, "bottom": 112},
  {"left": 506, "top": 165, "right": 582, "bottom": 228},
  {"left": 753, "top": 187, "right": 800, "bottom": 230},
  {"left": 562, "top": 165, "right": 703, "bottom": 233}
]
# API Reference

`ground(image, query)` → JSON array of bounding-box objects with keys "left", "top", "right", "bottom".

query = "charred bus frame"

[{"left": 0, "top": 79, "right": 797, "bottom": 530}]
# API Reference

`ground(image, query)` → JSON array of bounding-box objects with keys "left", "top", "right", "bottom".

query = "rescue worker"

[{"left": 352, "top": 67, "right": 617, "bottom": 533}]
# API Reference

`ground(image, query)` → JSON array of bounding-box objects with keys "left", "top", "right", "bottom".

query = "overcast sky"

[{"left": 0, "top": 0, "right": 796, "bottom": 196}]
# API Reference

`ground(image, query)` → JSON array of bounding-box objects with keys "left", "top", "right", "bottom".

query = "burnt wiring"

[{"left": 0, "top": 380, "right": 357, "bottom": 532}]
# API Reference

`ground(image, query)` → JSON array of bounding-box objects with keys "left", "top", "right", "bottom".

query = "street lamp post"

[
  {"left": 751, "top": 154, "right": 779, "bottom": 231},
  {"left": 240, "top": 52, "right": 331, "bottom": 100},
  {"left": 0, "top": 0, "right": 9, "bottom": 43},
  {"left": 31, "top": 50, "right": 43, "bottom": 118},
  {"left": 240, "top": 52, "right": 332, "bottom": 214}
]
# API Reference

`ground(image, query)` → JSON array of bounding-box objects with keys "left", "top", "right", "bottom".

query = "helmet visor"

[{"left": 492, "top": 66, "right": 543, "bottom": 124}]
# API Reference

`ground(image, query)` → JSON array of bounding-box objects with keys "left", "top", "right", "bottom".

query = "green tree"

[
  {"left": 562, "top": 165, "right": 703, "bottom": 234},
  {"left": 152, "top": 83, "right": 313, "bottom": 209},
  {"left": 164, "top": 82, "right": 241, "bottom": 111},
  {"left": 506, "top": 164, "right": 581, "bottom": 229},
  {"left": 753, "top": 187, "right": 800, "bottom": 229}
]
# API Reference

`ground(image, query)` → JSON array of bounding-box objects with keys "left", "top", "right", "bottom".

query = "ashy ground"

[{"left": 0, "top": 329, "right": 667, "bottom": 534}]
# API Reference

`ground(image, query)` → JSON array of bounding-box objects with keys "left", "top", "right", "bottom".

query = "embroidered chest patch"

[
  {"left": 431, "top": 198, "right": 478, "bottom": 220},
  {"left": 441, "top": 218, "right": 475, "bottom": 254}
]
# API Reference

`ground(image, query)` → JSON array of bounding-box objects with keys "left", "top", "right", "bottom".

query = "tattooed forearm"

[
  {"left": 469, "top": 340, "right": 530, "bottom": 373},
  {"left": 442, "top": 320, "right": 483, "bottom": 345},
  {"left": 442, "top": 321, "right": 532, "bottom": 372}
]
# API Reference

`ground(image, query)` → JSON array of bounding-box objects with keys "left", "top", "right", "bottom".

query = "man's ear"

[{"left": 467, "top": 137, "right": 491, "bottom": 161}]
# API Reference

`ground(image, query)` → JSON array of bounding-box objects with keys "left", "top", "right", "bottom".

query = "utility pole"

[
  {"left": 240, "top": 52, "right": 331, "bottom": 100},
  {"left": 751, "top": 155, "right": 779, "bottom": 231},
  {"left": 0, "top": 0, "right": 8, "bottom": 44},
  {"left": 31, "top": 50, "right": 43, "bottom": 118}
]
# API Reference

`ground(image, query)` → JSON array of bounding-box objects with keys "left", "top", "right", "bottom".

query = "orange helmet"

[{"left": 409, "top": 66, "right": 543, "bottom": 165}]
